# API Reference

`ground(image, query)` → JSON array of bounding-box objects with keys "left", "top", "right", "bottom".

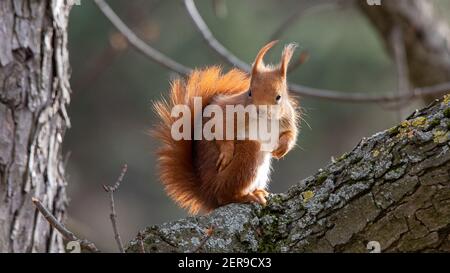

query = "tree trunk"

[
  {"left": 0, "top": 0, "right": 72, "bottom": 253},
  {"left": 127, "top": 96, "right": 450, "bottom": 253},
  {"left": 357, "top": 0, "right": 450, "bottom": 90}
]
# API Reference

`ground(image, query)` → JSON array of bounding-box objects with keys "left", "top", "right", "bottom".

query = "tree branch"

[
  {"left": 95, "top": 0, "right": 450, "bottom": 103},
  {"left": 183, "top": 0, "right": 251, "bottom": 71},
  {"left": 94, "top": 0, "right": 191, "bottom": 76},
  {"left": 182, "top": 0, "right": 450, "bottom": 103},
  {"left": 357, "top": 0, "right": 450, "bottom": 95},
  {"left": 32, "top": 198, "right": 100, "bottom": 253},
  {"left": 127, "top": 95, "right": 450, "bottom": 253},
  {"left": 103, "top": 164, "right": 128, "bottom": 253}
]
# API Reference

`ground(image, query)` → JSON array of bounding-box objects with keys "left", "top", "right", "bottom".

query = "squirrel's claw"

[
  {"left": 252, "top": 190, "right": 267, "bottom": 206},
  {"left": 254, "top": 188, "right": 269, "bottom": 197},
  {"left": 242, "top": 192, "right": 266, "bottom": 206}
]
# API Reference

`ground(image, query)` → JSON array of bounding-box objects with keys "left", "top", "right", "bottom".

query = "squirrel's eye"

[
  {"left": 248, "top": 90, "right": 252, "bottom": 97},
  {"left": 276, "top": 95, "right": 281, "bottom": 102}
]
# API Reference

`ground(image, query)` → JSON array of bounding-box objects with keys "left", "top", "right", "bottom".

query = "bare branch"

[
  {"left": 183, "top": 0, "right": 251, "bottom": 71},
  {"left": 33, "top": 164, "right": 129, "bottom": 253},
  {"left": 290, "top": 81, "right": 450, "bottom": 103},
  {"left": 182, "top": 0, "right": 450, "bottom": 103},
  {"left": 94, "top": 0, "right": 191, "bottom": 76},
  {"left": 95, "top": 0, "right": 450, "bottom": 103},
  {"left": 103, "top": 164, "right": 128, "bottom": 253},
  {"left": 104, "top": 164, "right": 128, "bottom": 192},
  {"left": 32, "top": 198, "right": 100, "bottom": 253}
]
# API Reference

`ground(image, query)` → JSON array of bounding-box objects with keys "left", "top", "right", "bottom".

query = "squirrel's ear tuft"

[
  {"left": 280, "top": 43, "right": 298, "bottom": 78},
  {"left": 252, "top": 40, "right": 278, "bottom": 77}
]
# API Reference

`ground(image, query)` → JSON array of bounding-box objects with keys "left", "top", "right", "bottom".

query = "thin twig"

[
  {"left": 95, "top": 0, "right": 450, "bottom": 103},
  {"left": 103, "top": 164, "right": 128, "bottom": 253},
  {"left": 32, "top": 198, "right": 100, "bottom": 253},
  {"left": 104, "top": 164, "right": 128, "bottom": 192},
  {"left": 293, "top": 81, "right": 450, "bottom": 103},
  {"left": 94, "top": 0, "right": 191, "bottom": 76},
  {"left": 184, "top": 0, "right": 251, "bottom": 71}
]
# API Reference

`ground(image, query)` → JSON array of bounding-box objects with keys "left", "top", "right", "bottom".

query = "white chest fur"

[{"left": 246, "top": 152, "right": 272, "bottom": 193}]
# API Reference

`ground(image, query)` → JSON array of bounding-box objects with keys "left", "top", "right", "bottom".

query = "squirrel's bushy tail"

[{"left": 152, "top": 66, "right": 249, "bottom": 214}]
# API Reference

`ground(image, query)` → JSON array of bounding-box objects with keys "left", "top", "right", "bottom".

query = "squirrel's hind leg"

[
  {"left": 252, "top": 190, "right": 268, "bottom": 206},
  {"left": 254, "top": 189, "right": 269, "bottom": 197},
  {"left": 253, "top": 188, "right": 269, "bottom": 203}
]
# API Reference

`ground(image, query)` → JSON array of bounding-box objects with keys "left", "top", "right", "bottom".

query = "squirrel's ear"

[
  {"left": 280, "top": 43, "right": 298, "bottom": 78},
  {"left": 252, "top": 40, "right": 278, "bottom": 77}
]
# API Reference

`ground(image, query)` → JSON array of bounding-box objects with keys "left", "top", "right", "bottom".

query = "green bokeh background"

[{"left": 65, "top": 0, "right": 450, "bottom": 251}]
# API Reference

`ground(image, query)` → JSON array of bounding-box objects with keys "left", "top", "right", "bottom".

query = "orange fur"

[{"left": 153, "top": 42, "right": 300, "bottom": 215}]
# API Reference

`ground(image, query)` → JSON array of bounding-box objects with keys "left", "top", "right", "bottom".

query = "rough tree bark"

[
  {"left": 357, "top": 0, "right": 450, "bottom": 89},
  {"left": 1, "top": 0, "right": 448, "bottom": 254},
  {"left": 127, "top": 96, "right": 450, "bottom": 253},
  {"left": 0, "top": 0, "right": 72, "bottom": 252}
]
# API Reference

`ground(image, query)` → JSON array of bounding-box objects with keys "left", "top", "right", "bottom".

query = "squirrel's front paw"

[
  {"left": 216, "top": 150, "right": 233, "bottom": 172},
  {"left": 272, "top": 142, "right": 289, "bottom": 159}
]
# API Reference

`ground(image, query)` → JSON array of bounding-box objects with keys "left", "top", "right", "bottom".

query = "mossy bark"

[{"left": 127, "top": 96, "right": 450, "bottom": 253}]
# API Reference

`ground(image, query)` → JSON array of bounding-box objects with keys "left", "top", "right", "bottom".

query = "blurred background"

[{"left": 65, "top": 0, "right": 450, "bottom": 251}]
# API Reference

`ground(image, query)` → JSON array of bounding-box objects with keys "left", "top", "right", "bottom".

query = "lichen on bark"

[{"left": 127, "top": 95, "right": 450, "bottom": 253}]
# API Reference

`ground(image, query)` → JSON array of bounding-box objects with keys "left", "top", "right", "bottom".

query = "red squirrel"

[{"left": 153, "top": 41, "right": 300, "bottom": 214}]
